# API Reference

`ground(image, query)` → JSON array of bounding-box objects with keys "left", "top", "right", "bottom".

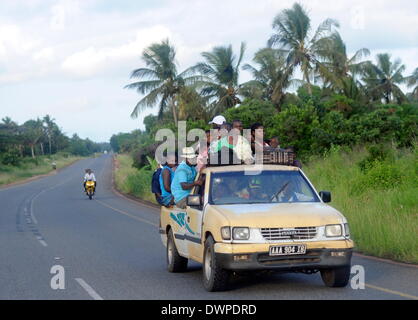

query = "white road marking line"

[
  {"left": 36, "top": 236, "right": 48, "bottom": 246},
  {"left": 28, "top": 177, "right": 74, "bottom": 226},
  {"left": 75, "top": 278, "right": 104, "bottom": 300},
  {"left": 38, "top": 239, "right": 48, "bottom": 247},
  {"left": 366, "top": 283, "right": 418, "bottom": 300},
  {"left": 95, "top": 199, "right": 158, "bottom": 227}
]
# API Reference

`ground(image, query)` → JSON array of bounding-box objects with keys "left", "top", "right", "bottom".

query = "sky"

[{"left": 0, "top": 0, "right": 417, "bottom": 142}]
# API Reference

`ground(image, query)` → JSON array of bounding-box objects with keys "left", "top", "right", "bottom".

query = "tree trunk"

[
  {"left": 40, "top": 143, "right": 44, "bottom": 155},
  {"left": 171, "top": 98, "right": 178, "bottom": 125},
  {"left": 30, "top": 145, "right": 35, "bottom": 158},
  {"left": 306, "top": 74, "right": 313, "bottom": 95},
  {"left": 49, "top": 136, "right": 52, "bottom": 155}
]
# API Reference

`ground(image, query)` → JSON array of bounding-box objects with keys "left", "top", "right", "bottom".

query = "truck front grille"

[{"left": 260, "top": 227, "right": 318, "bottom": 241}]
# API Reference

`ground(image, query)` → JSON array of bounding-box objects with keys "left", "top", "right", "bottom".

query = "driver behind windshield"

[
  {"left": 276, "top": 178, "right": 313, "bottom": 202},
  {"left": 248, "top": 178, "right": 269, "bottom": 202}
]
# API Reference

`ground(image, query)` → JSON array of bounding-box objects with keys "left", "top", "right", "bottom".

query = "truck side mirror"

[
  {"left": 319, "top": 191, "right": 331, "bottom": 203},
  {"left": 187, "top": 195, "right": 201, "bottom": 207}
]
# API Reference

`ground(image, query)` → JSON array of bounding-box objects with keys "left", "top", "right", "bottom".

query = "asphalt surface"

[{"left": 0, "top": 154, "right": 417, "bottom": 300}]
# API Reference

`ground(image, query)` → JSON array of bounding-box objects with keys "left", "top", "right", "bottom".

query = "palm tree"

[
  {"left": 177, "top": 86, "right": 208, "bottom": 121},
  {"left": 22, "top": 119, "right": 44, "bottom": 158},
  {"left": 241, "top": 48, "right": 295, "bottom": 111},
  {"left": 362, "top": 53, "right": 407, "bottom": 104},
  {"left": 125, "top": 39, "right": 199, "bottom": 124},
  {"left": 0, "top": 117, "right": 19, "bottom": 152},
  {"left": 268, "top": 2, "right": 339, "bottom": 95},
  {"left": 192, "top": 42, "right": 246, "bottom": 115},
  {"left": 406, "top": 67, "right": 418, "bottom": 99},
  {"left": 43, "top": 115, "right": 56, "bottom": 155},
  {"left": 318, "top": 33, "right": 370, "bottom": 91}
]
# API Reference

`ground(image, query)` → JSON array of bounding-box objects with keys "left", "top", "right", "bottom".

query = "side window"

[
  {"left": 192, "top": 173, "right": 206, "bottom": 204},
  {"left": 198, "top": 174, "right": 206, "bottom": 198}
]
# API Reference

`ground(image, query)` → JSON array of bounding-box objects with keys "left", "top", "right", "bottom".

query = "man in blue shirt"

[
  {"left": 171, "top": 147, "right": 204, "bottom": 209},
  {"left": 159, "top": 153, "right": 177, "bottom": 207}
]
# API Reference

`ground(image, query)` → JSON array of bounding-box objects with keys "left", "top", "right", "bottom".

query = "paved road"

[{"left": 0, "top": 154, "right": 417, "bottom": 300}]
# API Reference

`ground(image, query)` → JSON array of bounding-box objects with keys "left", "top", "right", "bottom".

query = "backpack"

[{"left": 151, "top": 167, "right": 162, "bottom": 194}]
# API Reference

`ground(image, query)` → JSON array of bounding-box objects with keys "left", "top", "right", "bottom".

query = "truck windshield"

[{"left": 209, "top": 171, "right": 320, "bottom": 205}]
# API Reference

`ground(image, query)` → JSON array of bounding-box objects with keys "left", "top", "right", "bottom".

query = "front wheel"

[
  {"left": 203, "top": 236, "right": 230, "bottom": 292},
  {"left": 167, "top": 229, "right": 188, "bottom": 273},
  {"left": 320, "top": 265, "right": 351, "bottom": 287}
]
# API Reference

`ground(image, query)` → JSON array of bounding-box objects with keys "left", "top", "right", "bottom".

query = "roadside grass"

[
  {"left": 304, "top": 145, "right": 418, "bottom": 264},
  {"left": 114, "top": 154, "right": 156, "bottom": 203},
  {"left": 0, "top": 153, "right": 83, "bottom": 186}
]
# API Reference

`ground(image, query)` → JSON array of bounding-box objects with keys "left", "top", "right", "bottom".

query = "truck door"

[{"left": 168, "top": 206, "right": 189, "bottom": 257}]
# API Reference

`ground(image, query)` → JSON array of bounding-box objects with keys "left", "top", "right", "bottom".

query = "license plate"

[{"left": 269, "top": 244, "right": 307, "bottom": 256}]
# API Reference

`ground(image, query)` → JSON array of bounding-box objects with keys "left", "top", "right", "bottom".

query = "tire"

[
  {"left": 167, "top": 229, "right": 188, "bottom": 273},
  {"left": 320, "top": 265, "right": 351, "bottom": 287},
  {"left": 203, "top": 236, "right": 230, "bottom": 292}
]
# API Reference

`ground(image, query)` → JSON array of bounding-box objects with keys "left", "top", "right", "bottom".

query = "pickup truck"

[{"left": 159, "top": 164, "right": 354, "bottom": 291}]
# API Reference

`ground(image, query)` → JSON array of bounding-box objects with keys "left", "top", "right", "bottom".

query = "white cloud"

[
  {"left": 50, "top": 0, "right": 82, "bottom": 31},
  {"left": 61, "top": 25, "right": 172, "bottom": 77},
  {"left": 33, "top": 47, "right": 55, "bottom": 62},
  {"left": 0, "top": 24, "right": 39, "bottom": 59},
  {"left": 1, "top": 0, "right": 417, "bottom": 141}
]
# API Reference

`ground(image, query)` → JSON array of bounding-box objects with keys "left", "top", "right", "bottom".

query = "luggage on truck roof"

[{"left": 207, "top": 148, "right": 296, "bottom": 167}]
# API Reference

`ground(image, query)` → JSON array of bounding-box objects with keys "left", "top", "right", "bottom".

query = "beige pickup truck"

[{"left": 159, "top": 164, "right": 354, "bottom": 291}]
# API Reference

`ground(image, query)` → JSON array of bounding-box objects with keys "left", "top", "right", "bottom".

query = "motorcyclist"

[{"left": 83, "top": 169, "right": 97, "bottom": 193}]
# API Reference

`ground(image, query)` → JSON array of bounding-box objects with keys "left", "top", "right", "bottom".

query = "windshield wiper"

[{"left": 270, "top": 181, "right": 290, "bottom": 202}]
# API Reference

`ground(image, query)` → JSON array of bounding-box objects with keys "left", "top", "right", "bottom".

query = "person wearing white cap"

[
  {"left": 208, "top": 115, "right": 226, "bottom": 129},
  {"left": 170, "top": 147, "right": 204, "bottom": 209}
]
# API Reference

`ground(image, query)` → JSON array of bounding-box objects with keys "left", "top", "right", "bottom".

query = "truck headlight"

[
  {"left": 325, "top": 224, "right": 342, "bottom": 237},
  {"left": 233, "top": 227, "right": 250, "bottom": 240},
  {"left": 221, "top": 227, "right": 231, "bottom": 240}
]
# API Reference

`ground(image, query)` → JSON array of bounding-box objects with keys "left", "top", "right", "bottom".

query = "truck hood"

[{"left": 209, "top": 203, "right": 345, "bottom": 228}]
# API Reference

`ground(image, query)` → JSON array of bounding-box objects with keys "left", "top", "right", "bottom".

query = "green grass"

[
  {"left": 0, "top": 153, "right": 83, "bottom": 186},
  {"left": 304, "top": 145, "right": 418, "bottom": 264},
  {"left": 114, "top": 154, "right": 156, "bottom": 203}
]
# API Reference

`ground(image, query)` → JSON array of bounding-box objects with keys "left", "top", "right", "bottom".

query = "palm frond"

[
  {"left": 130, "top": 88, "right": 162, "bottom": 119},
  {"left": 130, "top": 68, "right": 158, "bottom": 80},
  {"left": 124, "top": 80, "right": 162, "bottom": 94},
  {"left": 311, "top": 18, "right": 340, "bottom": 44}
]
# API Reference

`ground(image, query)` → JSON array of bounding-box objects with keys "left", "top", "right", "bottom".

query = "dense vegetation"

[
  {"left": 112, "top": 2, "right": 417, "bottom": 167},
  {"left": 0, "top": 115, "right": 110, "bottom": 185},
  {"left": 0, "top": 115, "right": 109, "bottom": 167},
  {"left": 305, "top": 145, "right": 418, "bottom": 263}
]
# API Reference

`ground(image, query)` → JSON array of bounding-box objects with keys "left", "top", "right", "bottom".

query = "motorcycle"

[{"left": 85, "top": 180, "right": 96, "bottom": 200}]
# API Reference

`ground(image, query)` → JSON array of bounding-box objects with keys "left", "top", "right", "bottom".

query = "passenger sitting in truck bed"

[
  {"left": 171, "top": 147, "right": 204, "bottom": 209},
  {"left": 209, "top": 122, "right": 253, "bottom": 164},
  {"left": 269, "top": 137, "right": 280, "bottom": 149},
  {"left": 285, "top": 146, "right": 302, "bottom": 169},
  {"left": 159, "top": 153, "right": 177, "bottom": 207},
  {"left": 251, "top": 123, "right": 269, "bottom": 153},
  {"left": 196, "top": 130, "right": 211, "bottom": 171}
]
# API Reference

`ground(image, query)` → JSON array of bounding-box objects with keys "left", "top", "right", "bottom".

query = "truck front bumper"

[{"left": 214, "top": 241, "right": 353, "bottom": 271}]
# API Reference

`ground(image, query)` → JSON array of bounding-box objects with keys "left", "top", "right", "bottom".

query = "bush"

[
  {"left": 363, "top": 162, "right": 403, "bottom": 189},
  {"left": 266, "top": 103, "right": 320, "bottom": 158},
  {"left": 357, "top": 144, "right": 395, "bottom": 172},
  {"left": 1, "top": 149, "right": 21, "bottom": 166},
  {"left": 224, "top": 99, "right": 277, "bottom": 129}
]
